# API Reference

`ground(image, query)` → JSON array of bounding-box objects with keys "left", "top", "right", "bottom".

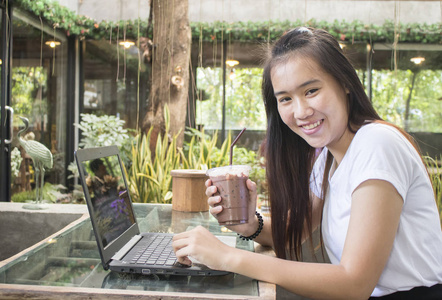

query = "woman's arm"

[
  {"left": 174, "top": 179, "right": 403, "bottom": 299},
  {"left": 231, "top": 188, "right": 323, "bottom": 248}
]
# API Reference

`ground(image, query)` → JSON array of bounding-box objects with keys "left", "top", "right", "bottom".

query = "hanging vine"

[{"left": 15, "top": 0, "right": 441, "bottom": 44}]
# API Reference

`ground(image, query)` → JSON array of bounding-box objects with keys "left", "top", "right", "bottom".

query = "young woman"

[{"left": 172, "top": 27, "right": 442, "bottom": 299}]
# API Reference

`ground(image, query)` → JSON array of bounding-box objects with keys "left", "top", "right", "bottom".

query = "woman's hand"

[
  {"left": 172, "top": 226, "right": 233, "bottom": 270},
  {"left": 205, "top": 178, "right": 259, "bottom": 237}
]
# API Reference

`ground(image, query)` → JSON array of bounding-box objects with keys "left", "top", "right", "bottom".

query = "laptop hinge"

[{"left": 111, "top": 235, "right": 142, "bottom": 261}]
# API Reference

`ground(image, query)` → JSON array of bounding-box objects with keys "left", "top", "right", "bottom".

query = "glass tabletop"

[{"left": 0, "top": 204, "right": 258, "bottom": 297}]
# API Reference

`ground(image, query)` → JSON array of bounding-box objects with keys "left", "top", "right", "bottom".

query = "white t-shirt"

[{"left": 310, "top": 122, "right": 442, "bottom": 297}]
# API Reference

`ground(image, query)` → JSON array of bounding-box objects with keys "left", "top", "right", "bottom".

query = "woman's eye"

[
  {"left": 306, "top": 88, "right": 319, "bottom": 96},
  {"left": 278, "top": 96, "right": 291, "bottom": 103}
]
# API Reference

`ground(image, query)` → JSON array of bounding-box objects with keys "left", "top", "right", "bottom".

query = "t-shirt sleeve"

[{"left": 349, "top": 125, "right": 416, "bottom": 203}]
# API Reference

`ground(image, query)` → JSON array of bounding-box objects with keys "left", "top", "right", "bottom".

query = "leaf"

[{"left": 164, "top": 191, "right": 173, "bottom": 201}]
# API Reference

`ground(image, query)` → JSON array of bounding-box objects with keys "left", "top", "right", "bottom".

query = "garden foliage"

[{"left": 127, "top": 106, "right": 266, "bottom": 204}]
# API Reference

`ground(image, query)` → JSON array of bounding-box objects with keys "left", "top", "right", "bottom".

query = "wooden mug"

[{"left": 171, "top": 169, "right": 209, "bottom": 212}]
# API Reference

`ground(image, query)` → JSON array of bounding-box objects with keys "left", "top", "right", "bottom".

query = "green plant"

[
  {"left": 128, "top": 106, "right": 183, "bottom": 203},
  {"left": 11, "top": 182, "right": 72, "bottom": 203},
  {"left": 182, "top": 127, "right": 231, "bottom": 170},
  {"left": 74, "top": 113, "right": 133, "bottom": 157},
  {"left": 11, "top": 190, "right": 35, "bottom": 203},
  {"left": 69, "top": 113, "right": 134, "bottom": 179},
  {"left": 424, "top": 156, "right": 442, "bottom": 222}
]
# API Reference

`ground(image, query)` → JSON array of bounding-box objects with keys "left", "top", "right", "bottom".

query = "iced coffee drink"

[{"left": 206, "top": 165, "right": 251, "bottom": 225}]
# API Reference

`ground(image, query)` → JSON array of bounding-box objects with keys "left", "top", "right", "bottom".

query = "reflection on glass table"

[{"left": 0, "top": 204, "right": 259, "bottom": 297}]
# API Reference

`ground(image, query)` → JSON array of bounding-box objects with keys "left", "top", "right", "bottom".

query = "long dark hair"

[{"left": 262, "top": 27, "right": 381, "bottom": 260}]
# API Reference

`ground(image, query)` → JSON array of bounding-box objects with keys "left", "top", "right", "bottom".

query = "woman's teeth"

[{"left": 303, "top": 120, "right": 322, "bottom": 130}]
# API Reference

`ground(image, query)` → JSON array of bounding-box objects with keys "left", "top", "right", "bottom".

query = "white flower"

[{"left": 11, "top": 147, "right": 23, "bottom": 178}]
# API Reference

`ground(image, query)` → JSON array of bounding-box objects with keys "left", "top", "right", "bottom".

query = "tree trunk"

[{"left": 142, "top": 0, "right": 191, "bottom": 147}]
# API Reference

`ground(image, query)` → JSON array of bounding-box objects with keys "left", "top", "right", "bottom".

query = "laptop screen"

[{"left": 80, "top": 154, "right": 136, "bottom": 248}]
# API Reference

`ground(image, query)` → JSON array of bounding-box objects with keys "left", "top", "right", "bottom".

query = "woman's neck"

[{"left": 327, "top": 128, "right": 355, "bottom": 166}]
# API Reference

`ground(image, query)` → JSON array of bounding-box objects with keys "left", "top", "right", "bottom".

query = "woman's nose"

[{"left": 293, "top": 99, "right": 314, "bottom": 119}]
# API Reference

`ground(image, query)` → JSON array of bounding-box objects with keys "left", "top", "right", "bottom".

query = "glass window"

[
  {"left": 83, "top": 40, "right": 149, "bottom": 130},
  {"left": 370, "top": 43, "right": 442, "bottom": 158},
  {"left": 195, "top": 67, "right": 266, "bottom": 130},
  {"left": 195, "top": 42, "right": 368, "bottom": 133},
  {"left": 10, "top": 10, "right": 68, "bottom": 200},
  {"left": 371, "top": 43, "right": 442, "bottom": 133},
  {"left": 0, "top": 6, "right": 2, "bottom": 94}
]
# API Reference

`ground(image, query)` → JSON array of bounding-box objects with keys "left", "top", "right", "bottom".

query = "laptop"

[{"left": 75, "top": 145, "right": 231, "bottom": 276}]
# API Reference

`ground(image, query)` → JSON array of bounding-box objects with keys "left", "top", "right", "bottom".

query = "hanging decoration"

[
  {"left": 171, "top": 75, "right": 184, "bottom": 89},
  {"left": 138, "top": 37, "right": 153, "bottom": 63},
  {"left": 51, "top": 23, "right": 57, "bottom": 75},
  {"left": 171, "top": 65, "right": 184, "bottom": 89}
]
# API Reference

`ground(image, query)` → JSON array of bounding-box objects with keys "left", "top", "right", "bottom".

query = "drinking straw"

[{"left": 230, "top": 127, "right": 247, "bottom": 165}]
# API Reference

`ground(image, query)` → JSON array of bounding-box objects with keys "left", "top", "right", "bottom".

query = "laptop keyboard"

[{"left": 128, "top": 235, "right": 177, "bottom": 266}]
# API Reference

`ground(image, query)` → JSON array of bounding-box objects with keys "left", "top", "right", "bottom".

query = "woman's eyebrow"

[
  {"left": 298, "top": 79, "right": 320, "bottom": 89},
  {"left": 274, "top": 79, "right": 321, "bottom": 97}
]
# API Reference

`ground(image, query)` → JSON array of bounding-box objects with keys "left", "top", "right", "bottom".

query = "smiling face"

[{"left": 271, "top": 55, "right": 354, "bottom": 162}]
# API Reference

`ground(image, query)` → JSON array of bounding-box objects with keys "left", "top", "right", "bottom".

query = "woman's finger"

[
  {"left": 205, "top": 178, "right": 213, "bottom": 187},
  {"left": 205, "top": 185, "right": 218, "bottom": 197},
  {"left": 177, "top": 256, "right": 192, "bottom": 266},
  {"left": 208, "top": 195, "right": 221, "bottom": 206},
  {"left": 172, "top": 235, "right": 194, "bottom": 266},
  {"left": 172, "top": 230, "right": 191, "bottom": 241},
  {"left": 246, "top": 179, "right": 257, "bottom": 192},
  {"left": 246, "top": 179, "right": 258, "bottom": 206},
  {"left": 208, "top": 195, "right": 222, "bottom": 216},
  {"left": 209, "top": 205, "right": 223, "bottom": 215},
  {"left": 174, "top": 247, "right": 192, "bottom": 266}
]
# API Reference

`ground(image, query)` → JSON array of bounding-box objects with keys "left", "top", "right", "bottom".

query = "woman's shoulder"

[
  {"left": 354, "top": 122, "right": 410, "bottom": 149},
  {"left": 357, "top": 122, "right": 402, "bottom": 138},
  {"left": 346, "top": 122, "right": 425, "bottom": 200},
  {"left": 347, "top": 122, "right": 424, "bottom": 171}
]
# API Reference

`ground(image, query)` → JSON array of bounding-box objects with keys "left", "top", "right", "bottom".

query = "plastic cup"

[{"left": 206, "top": 165, "right": 251, "bottom": 225}]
